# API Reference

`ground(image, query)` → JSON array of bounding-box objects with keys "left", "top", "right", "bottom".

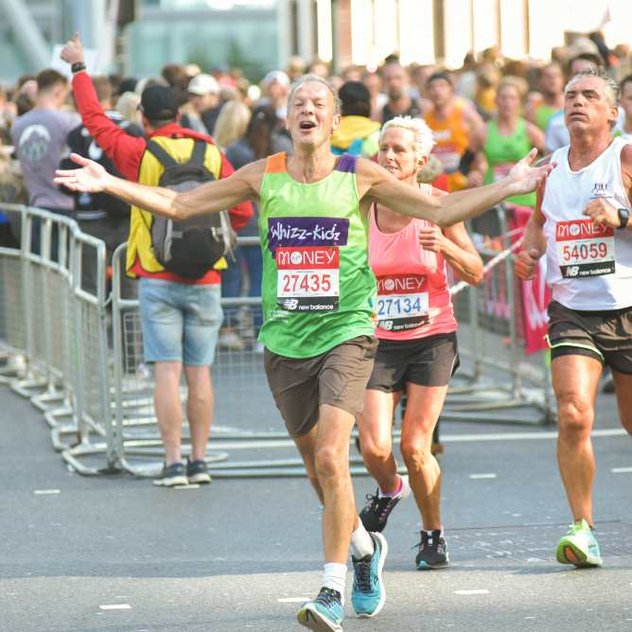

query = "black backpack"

[{"left": 145, "top": 139, "right": 236, "bottom": 279}]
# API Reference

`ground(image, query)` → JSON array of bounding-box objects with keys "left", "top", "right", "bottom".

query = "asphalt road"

[{"left": 1, "top": 382, "right": 631, "bottom": 632}]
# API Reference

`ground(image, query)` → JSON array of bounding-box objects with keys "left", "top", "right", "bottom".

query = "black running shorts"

[
  {"left": 366, "top": 332, "right": 460, "bottom": 392},
  {"left": 546, "top": 300, "right": 632, "bottom": 374}
]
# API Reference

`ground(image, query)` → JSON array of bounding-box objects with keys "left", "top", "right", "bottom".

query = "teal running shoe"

[
  {"left": 556, "top": 519, "right": 603, "bottom": 567},
  {"left": 297, "top": 587, "right": 344, "bottom": 631},
  {"left": 351, "top": 532, "right": 388, "bottom": 618}
]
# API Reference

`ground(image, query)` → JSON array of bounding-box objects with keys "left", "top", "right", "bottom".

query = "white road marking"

[
  {"left": 277, "top": 597, "right": 311, "bottom": 603},
  {"left": 33, "top": 489, "right": 60, "bottom": 495},
  {"left": 208, "top": 428, "right": 626, "bottom": 451},
  {"left": 442, "top": 428, "right": 625, "bottom": 443},
  {"left": 611, "top": 467, "right": 632, "bottom": 474},
  {"left": 469, "top": 473, "right": 497, "bottom": 480},
  {"left": 455, "top": 589, "right": 490, "bottom": 595},
  {"left": 99, "top": 604, "right": 131, "bottom": 611}
]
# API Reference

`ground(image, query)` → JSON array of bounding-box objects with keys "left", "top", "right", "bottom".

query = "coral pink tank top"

[{"left": 368, "top": 192, "right": 458, "bottom": 341}]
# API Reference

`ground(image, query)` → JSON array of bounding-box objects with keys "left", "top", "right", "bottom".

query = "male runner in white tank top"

[{"left": 516, "top": 67, "right": 632, "bottom": 568}]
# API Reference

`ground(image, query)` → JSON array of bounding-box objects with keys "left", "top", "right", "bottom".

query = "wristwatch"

[
  {"left": 71, "top": 62, "right": 86, "bottom": 74},
  {"left": 617, "top": 207, "right": 630, "bottom": 230}
]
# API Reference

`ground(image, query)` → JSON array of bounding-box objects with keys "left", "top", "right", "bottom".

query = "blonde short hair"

[{"left": 380, "top": 116, "right": 435, "bottom": 159}]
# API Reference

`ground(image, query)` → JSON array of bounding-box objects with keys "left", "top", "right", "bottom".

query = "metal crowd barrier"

[
  {"left": 0, "top": 204, "right": 112, "bottom": 474},
  {"left": 442, "top": 206, "right": 554, "bottom": 425},
  {"left": 0, "top": 203, "right": 554, "bottom": 479}
]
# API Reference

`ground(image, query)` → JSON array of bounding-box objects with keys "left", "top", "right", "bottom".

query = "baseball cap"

[
  {"left": 139, "top": 85, "right": 179, "bottom": 120},
  {"left": 263, "top": 70, "right": 290, "bottom": 87},
  {"left": 188, "top": 73, "right": 220, "bottom": 96}
]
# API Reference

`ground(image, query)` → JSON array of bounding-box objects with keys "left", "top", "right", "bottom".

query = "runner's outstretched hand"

[
  {"left": 55, "top": 153, "right": 110, "bottom": 193},
  {"left": 507, "top": 149, "right": 555, "bottom": 195}
]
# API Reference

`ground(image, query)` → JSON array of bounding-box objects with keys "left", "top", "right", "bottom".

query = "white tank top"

[{"left": 542, "top": 136, "right": 632, "bottom": 310}]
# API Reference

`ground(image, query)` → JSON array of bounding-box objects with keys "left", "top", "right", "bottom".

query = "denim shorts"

[{"left": 139, "top": 278, "right": 223, "bottom": 366}]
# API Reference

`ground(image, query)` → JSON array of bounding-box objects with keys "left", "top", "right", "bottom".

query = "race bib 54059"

[{"left": 555, "top": 219, "right": 615, "bottom": 278}]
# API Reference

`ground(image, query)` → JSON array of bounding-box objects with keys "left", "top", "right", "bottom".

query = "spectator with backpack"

[{"left": 60, "top": 33, "right": 253, "bottom": 487}]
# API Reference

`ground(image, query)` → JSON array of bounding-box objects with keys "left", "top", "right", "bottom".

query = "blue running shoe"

[
  {"left": 556, "top": 519, "right": 603, "bottom": 568},
  {"left": 351, "top": 532, "right": 388, "bottom": 618},
  {"left": 297, "top": 587, "right": 344, "bottom": 631}
]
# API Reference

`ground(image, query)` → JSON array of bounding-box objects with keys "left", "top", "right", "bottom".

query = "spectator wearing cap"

[
  {"left": 187, "top": 73, "right": 223, "bottom": 135},
  {"left": 60, "top": 33, "right": 253, "bottom": 487},
  {"left": 331, "top": 81, "right": 381, "bottom": 159}
]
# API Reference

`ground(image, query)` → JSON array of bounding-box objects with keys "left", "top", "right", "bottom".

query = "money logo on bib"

[
  {"left": 376, "top": 274, "right": 429, "bottom": 331},
  {"left": 556, "top": 219, "right": 615, "bottom": 278}
]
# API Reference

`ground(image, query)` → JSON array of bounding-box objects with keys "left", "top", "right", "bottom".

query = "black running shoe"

[
  {"left": 359, "top": 475, "right": 410, "bottom": 532},
  {"left": 153, "top": 462, "right": 188, "bottom": 487},
  {"left": 186, "top": 458, "right": 211, "bottom": 484},
  {"left": 415, "top": 529, "right": 449, "bottom": 569}
]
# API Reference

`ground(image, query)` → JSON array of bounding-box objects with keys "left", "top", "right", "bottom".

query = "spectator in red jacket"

[{"left": 61, "top": 33, "right": 252, "bottom": 487}]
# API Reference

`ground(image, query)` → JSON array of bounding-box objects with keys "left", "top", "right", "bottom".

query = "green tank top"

[
  {"left": 483, "top": 119, "right": 536, "bottom": 208},
  {"left": 258, "top": 152, "right": 376, "bottom": 358}
]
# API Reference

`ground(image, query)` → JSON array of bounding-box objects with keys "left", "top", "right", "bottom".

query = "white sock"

[
  {"left": 322, "top": 563, "right": 347, "bottom": 602},
  {"left": 350, "top": 522, "right": 375, "bottom": 559}
]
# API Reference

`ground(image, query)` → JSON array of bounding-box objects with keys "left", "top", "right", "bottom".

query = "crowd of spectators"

[{"left": 1, "top": 31, "right": 632, "bottom": 351}]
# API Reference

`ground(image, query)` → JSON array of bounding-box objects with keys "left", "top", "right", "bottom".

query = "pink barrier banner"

[{"left": 508, "top": 206, "right": 551, "bottom": 354}]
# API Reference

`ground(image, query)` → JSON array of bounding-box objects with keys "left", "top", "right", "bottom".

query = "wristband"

[{"left": 71, "top": 62, "right": 86, "bottom": 74}]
